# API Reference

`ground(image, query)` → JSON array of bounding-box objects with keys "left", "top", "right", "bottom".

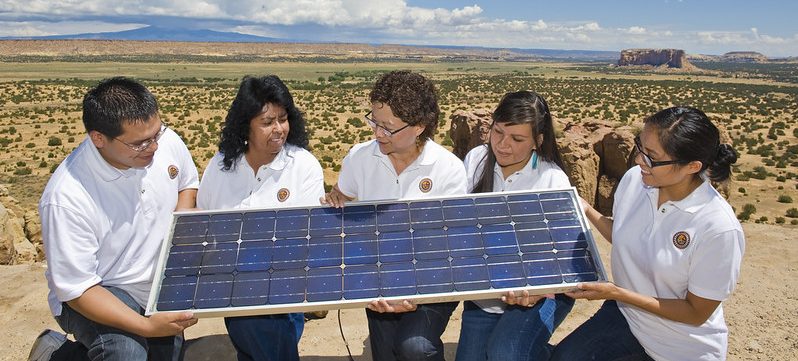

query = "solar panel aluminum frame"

[{"left": 145, "top": 187, "right": 607, "bottom": 318}]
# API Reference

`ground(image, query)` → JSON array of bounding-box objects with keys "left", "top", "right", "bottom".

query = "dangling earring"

[
  {"left": 531, "top": 151, "right": 538, "bottom": 170},
  {"left": 244, "top": 140, "right": 248, "bottom": 145}
]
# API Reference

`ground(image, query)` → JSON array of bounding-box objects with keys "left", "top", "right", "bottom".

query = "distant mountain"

[
  {"left": 424, "top": 44, "right": 619, "bottom": 61},
  {"left": 24, "top": 26, "right": 289, "bottom": 43}
]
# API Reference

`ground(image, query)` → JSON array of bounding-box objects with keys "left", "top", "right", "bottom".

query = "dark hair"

[
  {"left": 472, "top": 91, "right": 564, "bottom": 193},
  {"left": 82, "top": 77, "right": 158, "bottom": 137},
  {"left": 369, "top": 70, "right": 439, "bottom": 144},
  {"left": 644, "top": 106, "right": 737, "bottom": 183},
  {"left": 218, "top": 75, "right": 309, "bottom": 171}
]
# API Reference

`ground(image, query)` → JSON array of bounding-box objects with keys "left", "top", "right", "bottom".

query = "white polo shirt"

[
  {"left": 337, "top": 139, "right": 467, "bottom": 201},
  {"left": 612, "top": 166, "right": 745, "bottom": 361},
  {"left": 464, "top": 144, "right": 572, "bottom": 313},
  {"left": 40, "top": 130, "right": 199, "bottom": 316},
  {"left": 197, "top": 144, "right": 325, "bottom": 210}
]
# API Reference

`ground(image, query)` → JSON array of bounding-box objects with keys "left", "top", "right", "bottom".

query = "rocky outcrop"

[
  {"left": 721, "top": 51, "right": 768, "bottom": 63},
  {"left": 0, "top": 186, "right": 39, "bottom": 264},
  {"left": 448, "top": 109, "right": 493, "bottom": 159},
  {"left": 618, "top": 48, "right": 696, "bottom": 70}
]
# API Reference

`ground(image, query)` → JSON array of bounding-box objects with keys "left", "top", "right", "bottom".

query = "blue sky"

[{"left": 0, "top": 0, "right": 796, "bottom": 56}]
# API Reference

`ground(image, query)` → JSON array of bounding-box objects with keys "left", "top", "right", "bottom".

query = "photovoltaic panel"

[{"left": 146, "top": 187, "right": 607, "bottom": 318}]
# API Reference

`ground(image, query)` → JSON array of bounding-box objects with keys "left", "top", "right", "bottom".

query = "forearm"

[
  {"left": 614, "top": 288, "right": 719, "bottom": 326},
  {"left": 175, "top": 188, "right": 197, "bottom": 210},
  {"left": 582, "top": 201, "right": 613, "bottom": 243},
  {"left": 65, "top": 285, "right": 151, "bottom": 336}
]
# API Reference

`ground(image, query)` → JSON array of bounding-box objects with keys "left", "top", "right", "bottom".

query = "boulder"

[
  {"left": 1, "top": 201, "right": 37, "bottom": 264},
  {"left": 24, "top": 210, "right": 44, "bottom": 262},
  {"left": 448, "top": 109, "right": 492, "bottom": 159},
  {"left": 618, "top": 49, "right": 696, "bottom": 70}
]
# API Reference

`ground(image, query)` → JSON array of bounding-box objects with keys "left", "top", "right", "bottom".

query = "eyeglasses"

[
  {"left": 112, "top": 124, "right": 168, "bottom": 152},
  {"left": 364, "top": 111, "right": 411, "bottom": 137},
  {"left": 634, "top": 136, "right": 686, "bottom": 168}
]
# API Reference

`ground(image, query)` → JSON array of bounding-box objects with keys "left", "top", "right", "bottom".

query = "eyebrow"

[{"left": 130, "top": 123, "right": 163, "bottom": 143}]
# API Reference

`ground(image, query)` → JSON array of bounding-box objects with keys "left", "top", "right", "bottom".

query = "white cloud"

[
  {"left": 625, "top": 26, "right": 647, "bottom": 35},
  {"left": 0, "top": 20, "right": 143, "bottom": 37}
]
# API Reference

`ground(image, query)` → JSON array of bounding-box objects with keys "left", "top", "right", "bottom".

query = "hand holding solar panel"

[{"left": 146, "top": 188, "right": 607, "bottom": 318}]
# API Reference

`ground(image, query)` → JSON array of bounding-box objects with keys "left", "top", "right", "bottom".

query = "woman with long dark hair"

[
  {"left": 456, "top": 91, "right": 574, "bottom": 361},
  {"left": 197, "top": 75, "right": 323, "bottom": 361},
  {"left": 550, "top": 106, "right": 745, "bottom": 360}
]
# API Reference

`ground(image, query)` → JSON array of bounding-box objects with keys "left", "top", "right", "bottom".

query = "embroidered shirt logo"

[
  {"left": 419, "top": 178, "right": 433, "bottom": 193},
  {"left": 277, "top": 188, "right": 290, "bottom": 202},
  {"left": 672, "top": 231, "right": 691, "bottom": 249},
  {"left": 167, "top": 165, "right": 179, "bottom": 180}
]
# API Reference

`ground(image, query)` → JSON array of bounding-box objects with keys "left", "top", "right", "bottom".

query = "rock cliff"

[{"left": 618, "top": 48, "right": 696, "bottom": 70}]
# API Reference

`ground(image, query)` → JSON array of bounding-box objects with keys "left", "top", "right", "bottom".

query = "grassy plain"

[{"left": 1, "top": 59, "right": 797, "bottom": 226}]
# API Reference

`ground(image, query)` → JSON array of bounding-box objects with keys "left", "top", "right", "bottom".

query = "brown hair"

[{"left": 370, "top": 70, "right": 439, "bottom": 144}]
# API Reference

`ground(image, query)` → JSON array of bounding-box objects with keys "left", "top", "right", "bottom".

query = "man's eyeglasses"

[
  {"left": 365, "top": 111, "right": 411, "bottom": 137},
  {"left": 113, "top": 124, "right": 168, "bottom": 152},
  {"left": 634, "top": 136, "right": 687, "bottom": 168}
]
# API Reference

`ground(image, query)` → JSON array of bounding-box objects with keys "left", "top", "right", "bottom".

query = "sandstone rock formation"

[
  {"left": 0, "top": 186, "right": 39, "bottom": 264},
  {"left": 721, "top": 51, "right": 768, "bottom": 63},
  {"left": 447, "top": 109, "right": 493, "bottom": 159},
  {"left": 618, "top": 48, "right": 696, "bottom": 70}
]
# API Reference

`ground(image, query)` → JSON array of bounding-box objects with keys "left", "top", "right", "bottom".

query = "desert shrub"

[
  {"left": 786, "top": 208, "right": 798, "bottom": 218},
  {"left": 14, "top": 167, "right": 32, "bottom": 175},
  {"left": 775, "top": 217, "right": 785, "bottom": 224},
  {"left": 25, "top": 142, "right": 35, "bottom": 148},
  {"left": 48, "top": 136, "right": 62, "bottom": 146},
  {"left": 737, "top": 203, "right": 757, "bottom": 221},
  {"left": 738, "top": 187, "right": 746, "bottom": 194},
  {"left": 778, "top": 195, "right": 793, "bottom": 203}
]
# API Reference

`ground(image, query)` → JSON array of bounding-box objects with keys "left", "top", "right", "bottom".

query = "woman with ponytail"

[
  {"left": 550, "top": 106, "right": 745, "bottom": 361},
  {"left": 456, "top": 91, "right": 574, "bottom": 361}
]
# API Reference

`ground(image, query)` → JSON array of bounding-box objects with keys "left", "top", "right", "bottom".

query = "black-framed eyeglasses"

[
  {"left": 364, "top": 111, "right": 411, "bottom": 137},
  {"left": 634, "top": 136, "right": 687, "bottom": 168},
  {"left": 112, "top": 124, "right": 168, "bottom": 152}
]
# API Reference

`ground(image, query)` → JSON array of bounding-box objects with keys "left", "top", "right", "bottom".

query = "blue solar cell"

[
  {"left": 557, "top": 249, "right": 599, "bottom": 282},
  {"left": 539, "top": 191, "right": 571, "bottom": 200},
  {"left": 343, "top": 205, "right": 377, "bottom": 235},
  {"left": 201, "top": 242, "right": 238, "bottom": 274},
  {"left": 475, "top": 196, "right": 511, "bottom": 225},
  {"left": 442, "top": 198, "right": 477, "bottom": 227},
  {"left": 412, "top": 228, "right": 449, "bottom": 260},
  {"left": 208, "top": 213, "right": 242, "bottom": 242},
  {"left": 514, "top": 221, "right": 553, "bottom": 253},
  {"left": 378, "top": 230, "right": 413, "bottom": 263},
  {"left": 309, "top": 207, "right": 343, "bottom": 237},
  {"left": 522, "top": 251, "right": 563, "bottom": 286},
  {"left": 482, "top": 223, "right": 518, "bottom": 255},
  {"left": 172, "top": 215, "right": 208, "bottom": 245},
  {"left": 343, "top": 264, "right": 379, "bottom": 299},
  {"left": 344, "top": 233, "right": 378, "bottom": 265},
  {"left": 195, "top": 274, "right": 233, "bottom": 309},
  {"left": 451, "top": 257, "right": 490, "bottom": 291},
  {"left": 157, "top": 276, "right": 197, "bottom": 311},
  {"left": 507, "top": 198, "right": 545, "bottom": 223},
  {"left": 269, "top": 269, "right": 307, "bottom": 304},
  {"left": 446, "top": 225, "right": 484, "bottom": 258},
  {"left": 487, "top": 254, "right": 526, "bottom": 288},
  {"left": 275, "top": 209, "right": 309, "bottom": 238},
  {"left": 409, "top": 201, "right": 444, "bottom": 229},
  {"left": 308, "top": 236, "right": 342, "bottom": 268},
  {"left": 307, "top": 267, "right": 343, "bottom": 302},
  {"left": 376, "top": 203, "right": 411, "bottom": 232},
  {"left": 231, "top": 271, "right": 270, "bottom": 307},
  {"left": 241, "top": 211, "right": 276, "bottom": 240},
  {"left": 415, "top": 259, "right": 454, "bottom": 294},
  {"left": 272, "top": 238, "right": 307, "bottom": 270},
  {"left": 164, "top": 244, "right": 204, "bottom": 276},
  {"left": 236, "top": 240, "right": 273, "bottom": 272},
  {"left": 379, "top": 262, "right": 416, "bottom": 297}
]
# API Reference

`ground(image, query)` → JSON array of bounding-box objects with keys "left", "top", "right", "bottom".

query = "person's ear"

[
  {"left": 685, "top": 160, "right": 703, "bottom": 175},
  {"left": 89, "top": 131, "right": 108, "bottom": 149},
  {"left": 536, "top": 133, "right": 544, "bottom": 148}
]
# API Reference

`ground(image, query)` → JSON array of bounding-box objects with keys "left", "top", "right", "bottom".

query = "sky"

[{"left": 0, "top": 0, "right": 796, "bottom": 57}]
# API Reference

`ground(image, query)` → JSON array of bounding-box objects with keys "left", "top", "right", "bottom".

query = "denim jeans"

[
  {"left": 224, "top": 313, "right": 303, "bottom": 361},
  {"left": 367, "top": 302, "right": 459, "bottom": 361},
  {"left": 549, "top": 300, "right": 654, "bottom": 361},
  {"left": 455, "top": 294, "right": 574, "bottom": 361},
  {"left": 54, "top": 286, "right": 183, "bottom": 361}
]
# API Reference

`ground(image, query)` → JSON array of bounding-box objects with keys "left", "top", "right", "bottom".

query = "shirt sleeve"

[
  {"left": 196, "top": 156, "right": 218, "bottom": 210},
  {"left": 687, "top": 229, "right": 745, "bottom": 301},
  {"left": 40, "top": 204, "right": 103, "bottom": 303},
  {"left": 173, "top": 131, "right": 199, "bottom": 191},
  {"left": 439, "top": 156, "right": 469, "bottom": 196},
  {"left": 463, "top": 145, "right": 487, "bottom": 193},
  {"left": 297, "top": 155, "right": 326, "bottom": 206}
]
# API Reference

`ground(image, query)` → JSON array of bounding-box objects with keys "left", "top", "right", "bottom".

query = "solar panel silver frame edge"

[{"left": 145, "top": 186, "right": 607, "bottom": 318}]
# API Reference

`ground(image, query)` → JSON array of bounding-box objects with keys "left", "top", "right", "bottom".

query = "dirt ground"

[{"left": 1, "top": 222, "right": 795, "bottom": 361}]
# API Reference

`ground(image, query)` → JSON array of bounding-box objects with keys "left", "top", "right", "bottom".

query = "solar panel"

[{"left": 146, "top": 188, "right": 607, "bottom": 318}]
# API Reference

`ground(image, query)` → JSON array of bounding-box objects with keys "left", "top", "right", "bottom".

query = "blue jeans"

[
  {"left": 455, "top": 294, "right": 574, "bottom": 361},
  {"left": 549, "top": 300, "right": 654, "bottom": 361},
  {"left": 54, "top": 286, "right": 183, "bottom": 361},
  {"left": 224, "top": 313, "right": 304, "bottom": 361},
  {"left": 367, "top": 302, "right": 458, "bottom": 361}
]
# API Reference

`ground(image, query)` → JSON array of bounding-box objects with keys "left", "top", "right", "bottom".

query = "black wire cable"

[{"left": 338, "top": 309, "right": 356, "bottom": 361}]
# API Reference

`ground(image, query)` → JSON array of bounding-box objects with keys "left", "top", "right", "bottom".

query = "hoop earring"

[{"left": 531, "top": 151, "right": 538, "bottom": 170}]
